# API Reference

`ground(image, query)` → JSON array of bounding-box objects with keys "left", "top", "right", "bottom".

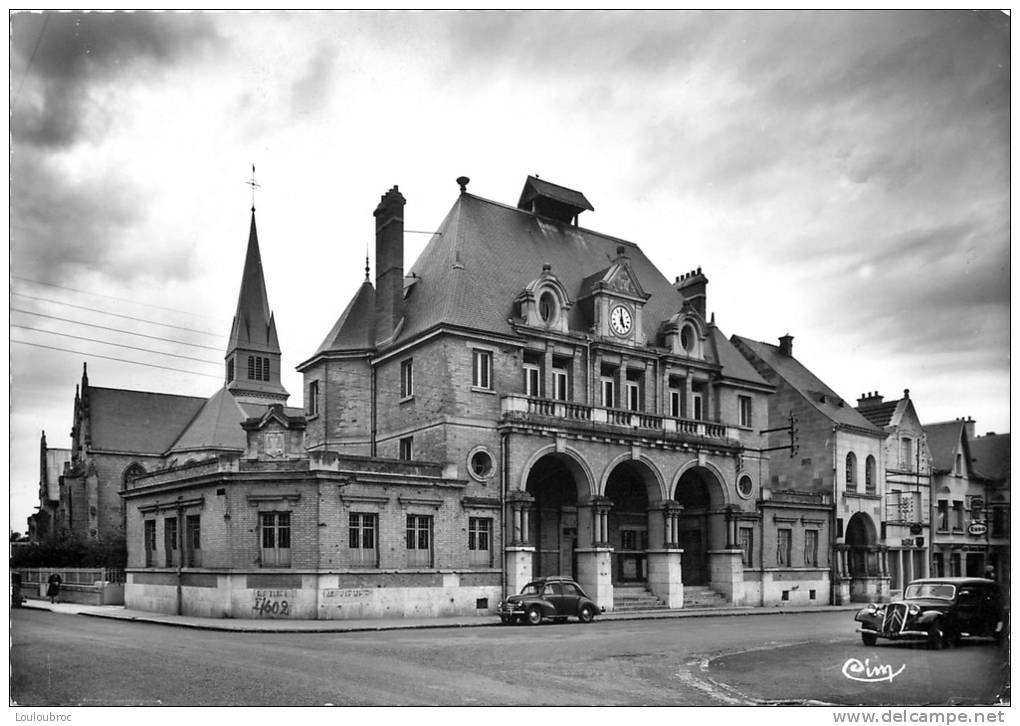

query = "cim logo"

[{"left": 841, "top": 657, "right": 906, "bottom": 683}]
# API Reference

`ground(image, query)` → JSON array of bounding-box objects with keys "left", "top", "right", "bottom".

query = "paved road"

[{"left": 10, "top": 608, "right": 1008, "bottom": 706}]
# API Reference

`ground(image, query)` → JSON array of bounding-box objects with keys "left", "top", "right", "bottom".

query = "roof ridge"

[{"left": 89, "top": 386, "right": 209, "bottom": 401}]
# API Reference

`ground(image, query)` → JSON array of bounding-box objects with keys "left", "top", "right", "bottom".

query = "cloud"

[
  {"left": 289, "top": 41, "right": 337, "bottom": 116},
  {"left": 11, "top": 11, "right": 221, "bottom": 149}
]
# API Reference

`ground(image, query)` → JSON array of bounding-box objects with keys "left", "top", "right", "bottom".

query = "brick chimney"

[
  {"left": 857, "top": 391, "right": 884, "bottom": 408},
  {"left": 674, "top": 267, "right": 708, "bottom": 319},
  {"left": 964, "top": 416, "right": 975, "bottom": 441},
  {"left": 778, "top": 333, "right": 794, "bottom": 357},
  {"left": 374, "top": 186, "right": 406, "bottom": 345}
]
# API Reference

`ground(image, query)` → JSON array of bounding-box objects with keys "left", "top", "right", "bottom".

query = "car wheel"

[
  {"left": 526, "top": 606, "right": 543, "bottom": 626},
  {"left": 861, "top": 632, "right": 877, "bottom": 647},
  {"left": 578, "top": 604, "right": 595, "bottom": 624},
  {"left": 927, "top": 624, "right": 946, "bottom": 650},
  {"left": 499, "top": 614, "right": 512, "bottom": 625}
]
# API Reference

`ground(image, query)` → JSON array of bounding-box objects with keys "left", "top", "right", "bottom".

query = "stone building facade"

[
  {"left": 731, "top": 335, "right": 889, "bottom": 604},
  {"left": 855, "top": 390, "right": 932, "bottom": 596}
]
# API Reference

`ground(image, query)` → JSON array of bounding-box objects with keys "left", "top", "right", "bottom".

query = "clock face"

[{"left": 609, "top": 305, "right": 632, "bottom": 336}]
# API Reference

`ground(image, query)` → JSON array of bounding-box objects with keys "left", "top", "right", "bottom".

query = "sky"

[{"left": 8, "top": 10, "right": 1011, "bottom": 534}]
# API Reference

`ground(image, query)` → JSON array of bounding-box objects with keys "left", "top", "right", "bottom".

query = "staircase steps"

[
  {"left": 683, "top": 585, "right": 730, "bottom": 608},
  {"left": 612, "top": 585, "right": 668, "bottom": 611}
]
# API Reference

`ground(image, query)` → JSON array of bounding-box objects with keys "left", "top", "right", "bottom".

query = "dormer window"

[
  {"left": 517, "top": 265, "right": 572, "bottom": 333},
  {"left": 665, "top": 315, "right": 704, "bottom": 359},
  {"left": 539, "top": 291, "right": 558, "bottom": 324},
  {"left": 680, "top": 324, "right": 696, "bottom": 354}
]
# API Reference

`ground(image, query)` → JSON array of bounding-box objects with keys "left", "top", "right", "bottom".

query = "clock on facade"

[{"left": 609, "top": 305, "right": 632, "bottom": 336}]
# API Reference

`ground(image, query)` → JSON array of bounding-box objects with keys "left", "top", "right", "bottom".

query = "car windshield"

[
  {"left": 520, "top": 583, "right": 542, "bottom": 596},
  {"left": 904, "top": 583, "right": 956, "bottom": 600}
]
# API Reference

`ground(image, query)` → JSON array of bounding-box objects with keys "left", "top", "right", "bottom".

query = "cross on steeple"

[{"left": 246, "top": 164, "right": 260, "bottom": 211}]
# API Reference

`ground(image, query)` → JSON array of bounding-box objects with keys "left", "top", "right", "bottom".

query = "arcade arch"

[{"left": 673, "top": 466, "right": 727, "bottom": 586}]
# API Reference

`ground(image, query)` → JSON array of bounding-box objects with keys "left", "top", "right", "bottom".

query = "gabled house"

[
  {"left": 856, "top": 390, "right": 932, "bottom": 596},
  {"left": 731, "top": 334, "right": 889, "bottom": 604}
]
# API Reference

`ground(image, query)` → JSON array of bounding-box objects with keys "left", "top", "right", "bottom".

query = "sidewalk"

[{"left": 17, "top": 598, "right": 861, "bottom": 634}]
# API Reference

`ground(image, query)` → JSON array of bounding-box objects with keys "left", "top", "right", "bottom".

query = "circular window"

[
  {"left": 737, "top": 475, "right": 754, "bottom": 499},
  {"left": 680, "top": 324, "right": 696, "bottom": 353},
  {"left": 468, "top": 448, "right": 495, "bottom": 481},
  {"left": 538, "top": 291, "right": 558, "bottom": 324}
]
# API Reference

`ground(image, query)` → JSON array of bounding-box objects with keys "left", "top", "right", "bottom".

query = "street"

[{"left": 10, "top": 608, "right": 1008, "bottom": 706}]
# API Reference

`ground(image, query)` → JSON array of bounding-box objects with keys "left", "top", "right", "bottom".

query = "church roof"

[
  {"left": 87, "top": 387, "right": 207, "bottom": 454},
  {"left": 167, "top": 386, "right": 249, "bottom": 454},
  {"left": 731, "top": 336, "right": 884, "bottom": 434},
  {"left": 227, "top": 211, "right": 280, "bottom": 354}
]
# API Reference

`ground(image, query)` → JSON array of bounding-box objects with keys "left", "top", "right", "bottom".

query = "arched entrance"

[
  {"left": 845, "top": 512, "right": 878, "bottom": 579},
  {"left": 604, "top": 461, "right": 655, "bottom": 584},
  {"left": 674, "top": 467, "right": 725, "bottom": 586},
  {"left": 525, "top": 454, "right": 582, "bottom": 578}
]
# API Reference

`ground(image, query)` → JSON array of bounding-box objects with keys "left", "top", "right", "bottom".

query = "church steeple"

[{"left": 225, "top": 206, "right": 289, "bottom": 404}]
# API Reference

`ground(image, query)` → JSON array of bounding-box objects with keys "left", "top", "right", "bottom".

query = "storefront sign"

[{"left": 967, "top": 521, "right": 988, "bottom": 536}]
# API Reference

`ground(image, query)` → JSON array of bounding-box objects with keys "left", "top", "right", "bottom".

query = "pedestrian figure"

[
  {"left": 46, "top": 572, "right": 62, "bottom": 604},
  {"left": 984, "top": 565, "right": 996, "bottom": 582}
]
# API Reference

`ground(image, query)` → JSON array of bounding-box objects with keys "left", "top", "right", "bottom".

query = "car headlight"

[{"left": 908, "top": 605, "right": 920, "bottom": 616}]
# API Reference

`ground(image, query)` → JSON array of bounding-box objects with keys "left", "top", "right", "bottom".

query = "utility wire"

[
  {"left": 11, "top": 292, "right": 224, "bottom": 338},
  {"left": 13, "top": 13, "right": 49, "bottom": 103},
  {"left": 10, "top": 308, "right": 224, "bottom": 352},
  {"left": 12, "top": 276, "right": 220, "bottom": 323},
  {"left": 12, "top": 340, "right": 223, "bottom": 380},
  {"left": 11, "top": 324, "right": 221, "bottom": 366}
]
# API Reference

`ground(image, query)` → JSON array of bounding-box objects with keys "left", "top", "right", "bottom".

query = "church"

[{"left": 82, "top": 175, "right": 839, "bottom": 619}]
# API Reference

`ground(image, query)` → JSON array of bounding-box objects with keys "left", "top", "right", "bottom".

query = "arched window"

[
  {"left": 865, "top": 455, "right": 876, "bottom": 493},
  {"left": 846, "top": 452, "right": 857, "bottom": 491},
  {"left": 122, "top": 463, "right": 146, "bottom": 489}
]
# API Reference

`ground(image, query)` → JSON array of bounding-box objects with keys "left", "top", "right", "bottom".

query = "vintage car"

[
  {"left": 855, "top": 577, "right": 1006, "bottom": 649},
  {"left": 497, "top": 576, "right": 602, "bottom": 625}
]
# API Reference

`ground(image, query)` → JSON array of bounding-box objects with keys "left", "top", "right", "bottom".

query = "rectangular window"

[
  {"left": 468, "top": 517, "right": 492, "bottom": 567},
  {"left": 185, "top": 515, "right": 201, "bottom": 567},
  {"left": 400, "top": 358, "right": 413, "bottom": 398},
  {"left": 226, "top": 359, "right": 234, "bottom": 383},
  {"left": 260, "top": 512, "right": 291, "bottom": 568},
  {"left": 472, "top": 349, "right": 492, "bottom": 389},
  {"left": 937, "top": 500, "right": 949, "bottom": 531},
  {"left": 524, "top": 363, "right": 541, "bottom": 397},
  {"left": 255, "top": 356, "right": 263, "bottom": 381},
  {"left": 933, "top": 552, "right": 944, "bottom": 578},
  {"left": 626, "top": 382, "right": 641, "bottom": 411},
  {"left": 776, "top": 528, "right": 792, "bottom": 567},
  {"left": 952, "top": 500, "right": 964, "bottom": 531},
  {"left": 692, "top": 392, "right": 704, "bottom": 421},
  {"left": 406, "top": 514, "right": 433, "bottom": 567},
  {"left": 164, "top": 517, "right": 178, "bottom": 568},
  {"left": 399, "top": 436, "right": 413, "bottom": 461},
  {"left": 552, "top": 364, "right": 569, "bottom": 401},
  {"left": 738, "top": 395, "right": 752, "bottom": 427},
  {"left": 247, "top": 355, "right": 255, "bottom": 380},
  {"left": 349, "top": 513, "right": 378, "bottom": 568},
  {"left": 992, "top": 507, "right": 1006, "bottom": 537},
  {"left": 669, "top": 389, "right": 681, "bottom": 418},
  {"left": 264, "top": 357, "right": 270, "bottom": 381},
  {"left": 804, "top": 530, "right": 819, "bottom": 567},
  {"left": 949, "top": 552, "right": 961, "bottom": 577},
  {"left": 601, "top": 378, "right": 615, "bottom": 408},
  {"left": 308, "top": 380, "right": 319, "bottom": 416},
  {"left": 739, "top": 527, "right": 753, "bottom": 566},
  {"left": 144, "top": 519, "right": 156, "bottom": 568},
  {"left": 899, "top": 437, "right": 913, "bottom": 470}
]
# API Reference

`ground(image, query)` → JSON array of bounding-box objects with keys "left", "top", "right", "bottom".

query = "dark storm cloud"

[{"left": 11, "top": 11, "right": 221, "bottom": 149}]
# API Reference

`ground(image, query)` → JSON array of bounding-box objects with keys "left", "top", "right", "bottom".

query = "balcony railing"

[{"left": 500, "top": 395, "right": 738, "bottom": 442}]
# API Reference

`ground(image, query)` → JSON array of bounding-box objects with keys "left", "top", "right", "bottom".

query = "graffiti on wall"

[
  {"left": 321, "top": 588, "right": 372, "bottom": 613},
  {"left": 252, "top": 588, "right": 296, "bottom": 617}
]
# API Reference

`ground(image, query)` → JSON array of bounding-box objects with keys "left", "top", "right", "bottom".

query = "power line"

[
  {"left": 11, "top": 292, "right": 224, "bottom": 338},
  {"left": 11, "top": 308, "right": 224, "bottom": 352},
  {"left": 13, "top": 13, "right": 49, "bottom": 103},
  {"left": 11, "top": 324, "right": 221, "bottom": 366},
  {"left": 12, "top": 276, "right": 221, "bottom": 323},
  {"left": 12, "top": 340, "right": 224, "bottom": 380}
]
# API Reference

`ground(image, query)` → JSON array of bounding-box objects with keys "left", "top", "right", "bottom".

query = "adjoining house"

[
  {"left": 731, "top": 335, "right": 888, "bottom": 604},
  {"left": 925, "top": 419, "right": 1010, "bottom": 585},
  {"left": 26, "top": 432, "right": 71, "bottom": 543},
  {"left": 855, "top": 390, "right": 933, "bottom": 597}
]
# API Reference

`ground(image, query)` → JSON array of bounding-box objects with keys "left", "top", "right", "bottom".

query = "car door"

[
  {"left": 559, "top": 581, "right": 583, "bottom": 615},
  {"left": 542, "top": 582, "right": 565, "bottom": 616},
  {"left": 954, "top": 585, "right": 982, "bottom": 634}
]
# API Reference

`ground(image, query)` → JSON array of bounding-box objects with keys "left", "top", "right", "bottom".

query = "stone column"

[
  {"left": 576, "top": 496, "right": 614, "bottom": 611},
  {"left": 684, "top": 374, "right": 693, "bottom": 419},
  {"left": 504, "top": 491, "right": 536, "bottom": 597}
]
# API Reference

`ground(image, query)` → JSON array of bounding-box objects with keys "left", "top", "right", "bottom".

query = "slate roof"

[
  {"left": 168, "top": 387, "right": 249, "bottom": 454},
  {"left": 87, "top": 387, "right": 207, "bottom": 454},
  {"left": 730, "top": 336, "right": 884, "bottom": 434},
  {"left": 970, "top": 433, "right": 1010, "bottom": 481},
  {"left": 311, "top": 280, "right": 376, "bottom": 357},
  {"left": 922, "top": 420, "right": 967, "bottom": 473},
  {"left": 314, "top": 188, "right": 766, "bottom": 385},
  {"left": 858, "top": 400, "right": 900, "bottom": 428}
]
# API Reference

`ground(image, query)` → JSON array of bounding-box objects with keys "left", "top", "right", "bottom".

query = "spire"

[{"left": 224, "top": 199, "right": 288, "bottom": 405}]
